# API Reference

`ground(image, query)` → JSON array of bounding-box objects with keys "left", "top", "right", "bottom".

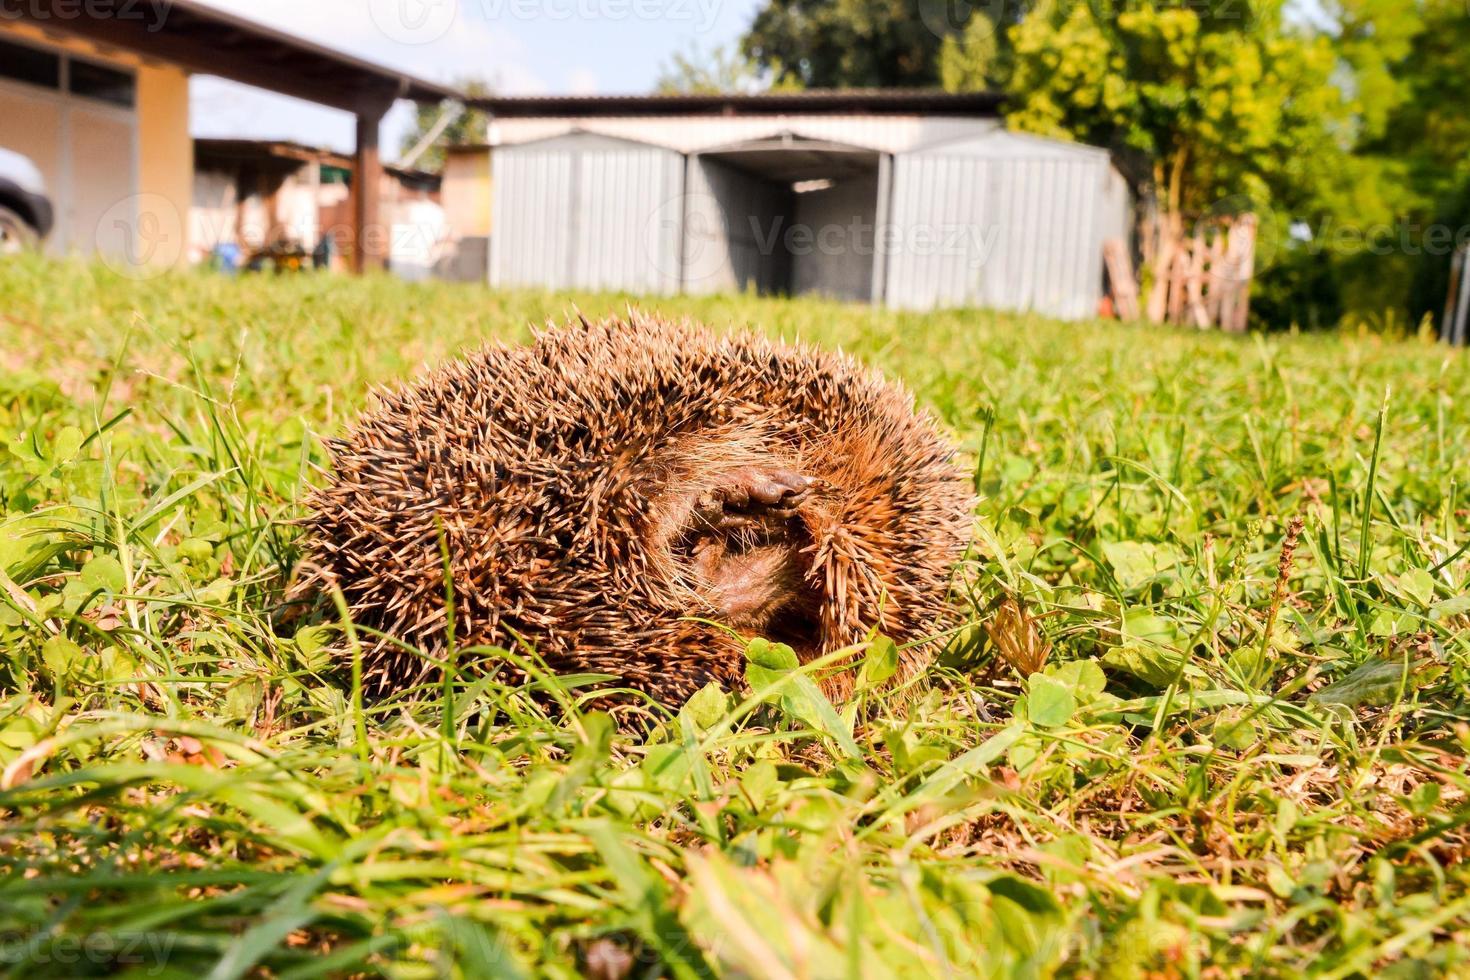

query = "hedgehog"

[{"left": 298, "top": 314, "right": 975, "bottom": 707}]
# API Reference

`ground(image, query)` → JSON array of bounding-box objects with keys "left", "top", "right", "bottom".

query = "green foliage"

[
  {"left": 741, "top": 0, "right": 954, "bottom": 87},
  {"left": 654, "top": 42, "right": 781, "bottom": 94},
  {"left": 937, "top": 12, "right": 1003, "bottom": 92},
  {"left": 1, "top": 257, "right": 1469, "bottom": 974},
  {"left": 398, "top": 78, "right": 494, "bottom": 172},
  {"left": 1003, "top": 0, "right": 1349, "bottom": 214},
  {"left": 1351, "top": 0, "right": 1470, "bottom": 213}
]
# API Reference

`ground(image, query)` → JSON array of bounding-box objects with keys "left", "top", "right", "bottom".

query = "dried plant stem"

[{"left": 1255, "top": 515, "right": 1305, "bottom": 687}]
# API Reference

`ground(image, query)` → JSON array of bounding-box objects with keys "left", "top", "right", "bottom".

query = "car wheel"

[{"left": 0, "top": 205, "right": 39, "bottom": 254}]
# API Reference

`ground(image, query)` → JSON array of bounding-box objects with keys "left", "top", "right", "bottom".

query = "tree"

[
  {"left": 741, "top": 0, "right": 962, "bottom": 87},
  {"left": 991, "top": 0, "right": 1354, "bottom": 323},
  {"left": 1003, "top": 2, "right": 1346, "bottom": 217},
  {"left": 398, "top": 78, "right": 493, "bottom": 172},
  {"left": 1355, "top": 0, "right": 1470, "bottom": 325},
  {"left": 655, "top": 43, "right": 773, "bottom": 94}
]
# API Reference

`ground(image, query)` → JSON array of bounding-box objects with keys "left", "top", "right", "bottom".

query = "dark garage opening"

[{"left": 682, "top": 136, "right": 884, "bottom": 302}]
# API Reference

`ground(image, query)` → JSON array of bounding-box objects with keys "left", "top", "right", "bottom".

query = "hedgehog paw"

[{"left": 694, "top": 467, "right": 813, "bottom": 534}]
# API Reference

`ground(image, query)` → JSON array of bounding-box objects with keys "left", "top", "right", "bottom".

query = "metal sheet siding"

[
  {"left": 885, "top": 134, "right": 1114, "bottom": 319},
  {"left": 490, "top": 135, "right": 684, "bottom": 294},
  {"left": 489, "top": 148, "right": 572, "bottom": 289}
]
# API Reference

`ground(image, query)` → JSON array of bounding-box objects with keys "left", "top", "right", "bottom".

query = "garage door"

[{"left": 0, "top": 34, "right": 137, "bottom": 258}]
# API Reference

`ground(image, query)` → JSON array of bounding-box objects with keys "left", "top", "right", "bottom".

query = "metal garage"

[
  {"left": 683, "top": 135, "right": 884, "bottom": 302},
  {"left": 472, "top": 92, "right": 1134, "bottom": 319}
]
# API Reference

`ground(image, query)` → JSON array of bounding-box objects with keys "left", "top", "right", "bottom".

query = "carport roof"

[
  {"left": 697, "top": 134, "right": 882, "bottom": 182},
  {"left": 8, "top": 0, "right": 459, "bottom": 113},
  {"left": 470, "top": 89, "right": 1004, "bottom": 118}
]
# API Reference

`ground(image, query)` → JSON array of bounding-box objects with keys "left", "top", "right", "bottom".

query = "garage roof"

[
  {"left": 470, "top": 90, "right": 1004, "bottom": 118},
  {"left": 8, "top": 0, "right": 458, "bottom": 113}
]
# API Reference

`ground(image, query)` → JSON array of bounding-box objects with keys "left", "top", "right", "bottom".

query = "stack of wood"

[{"left": 1147, "top": 213, "right": 1256, "bottom": 331}]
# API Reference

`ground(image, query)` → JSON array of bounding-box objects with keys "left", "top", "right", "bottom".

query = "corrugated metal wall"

[
  {"left": 884, "top": 132, "right": 1117, "bottom": 319},
  {"left": 490, "top": 132, "right": 684, "bottom": 294}
]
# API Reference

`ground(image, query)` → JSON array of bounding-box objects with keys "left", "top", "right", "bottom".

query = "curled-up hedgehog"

[{"left": 299, "top": 315, "right": 974, "bottom": 706}]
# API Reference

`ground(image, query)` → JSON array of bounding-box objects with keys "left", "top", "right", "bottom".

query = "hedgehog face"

[{"left": 679, "top": 465, "right": 822, "bottom": 652}]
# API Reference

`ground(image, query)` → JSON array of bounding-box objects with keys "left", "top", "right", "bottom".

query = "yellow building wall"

[
  {"left": 0, "top": 22, "right": 192, "bottom": 268},
  {"left": 443, "top": 148, "right": 492, "bottom": 237},
  {"left": 135, "top": 64, "right": 193, "bottom": 268}
]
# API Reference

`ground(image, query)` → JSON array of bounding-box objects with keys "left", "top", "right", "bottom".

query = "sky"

[{"left": 189, "top": 0, "right": 760, "bottom": 161}]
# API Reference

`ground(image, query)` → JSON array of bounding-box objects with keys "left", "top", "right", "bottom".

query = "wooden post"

[
  {"left": 1186, "top": 230, "right": 1209, "bottom": 328},
  {"left": 353, "top": 105, "right": 390, "bottom": 274},
  {"left": 1103, "top": 239, "right": 1140, "bottom": 321},
  {"left": 1443, "top": 247, "right": 1465, "bottom": 343}
]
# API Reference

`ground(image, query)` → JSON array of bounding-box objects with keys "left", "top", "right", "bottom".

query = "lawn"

[{"left": 0, "top": 255, "right": 1467, "bottom": 978}]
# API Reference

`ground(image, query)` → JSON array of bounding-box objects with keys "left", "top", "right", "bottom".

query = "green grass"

[{"left": 1, "top": 254, "right": 1468, "bottom": 978}]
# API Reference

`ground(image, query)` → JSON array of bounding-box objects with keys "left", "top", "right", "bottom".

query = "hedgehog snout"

[{"left": 678, "top": 463, "right": 823, "bottom": 651}]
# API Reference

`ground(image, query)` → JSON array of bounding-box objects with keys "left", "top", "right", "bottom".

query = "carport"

[
  {"left": 0, "top": 0, "right": 458, "bottom": 271},
  {"left": 681, "top": 134, "right": 886, "bottom": 303}
]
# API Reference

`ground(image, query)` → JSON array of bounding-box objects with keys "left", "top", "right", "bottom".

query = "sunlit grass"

[{"left": 0, "top": 255, "right": 1467, "bottom": 977}]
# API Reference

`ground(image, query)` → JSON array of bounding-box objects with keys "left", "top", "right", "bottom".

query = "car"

[{"left": 0, "top": 147, "right": 55, "bottom": 253}]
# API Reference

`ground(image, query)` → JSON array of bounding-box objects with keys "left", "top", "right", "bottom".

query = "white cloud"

[{"left": 565, "top": 67, "right": 599, "bottom": 95}]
